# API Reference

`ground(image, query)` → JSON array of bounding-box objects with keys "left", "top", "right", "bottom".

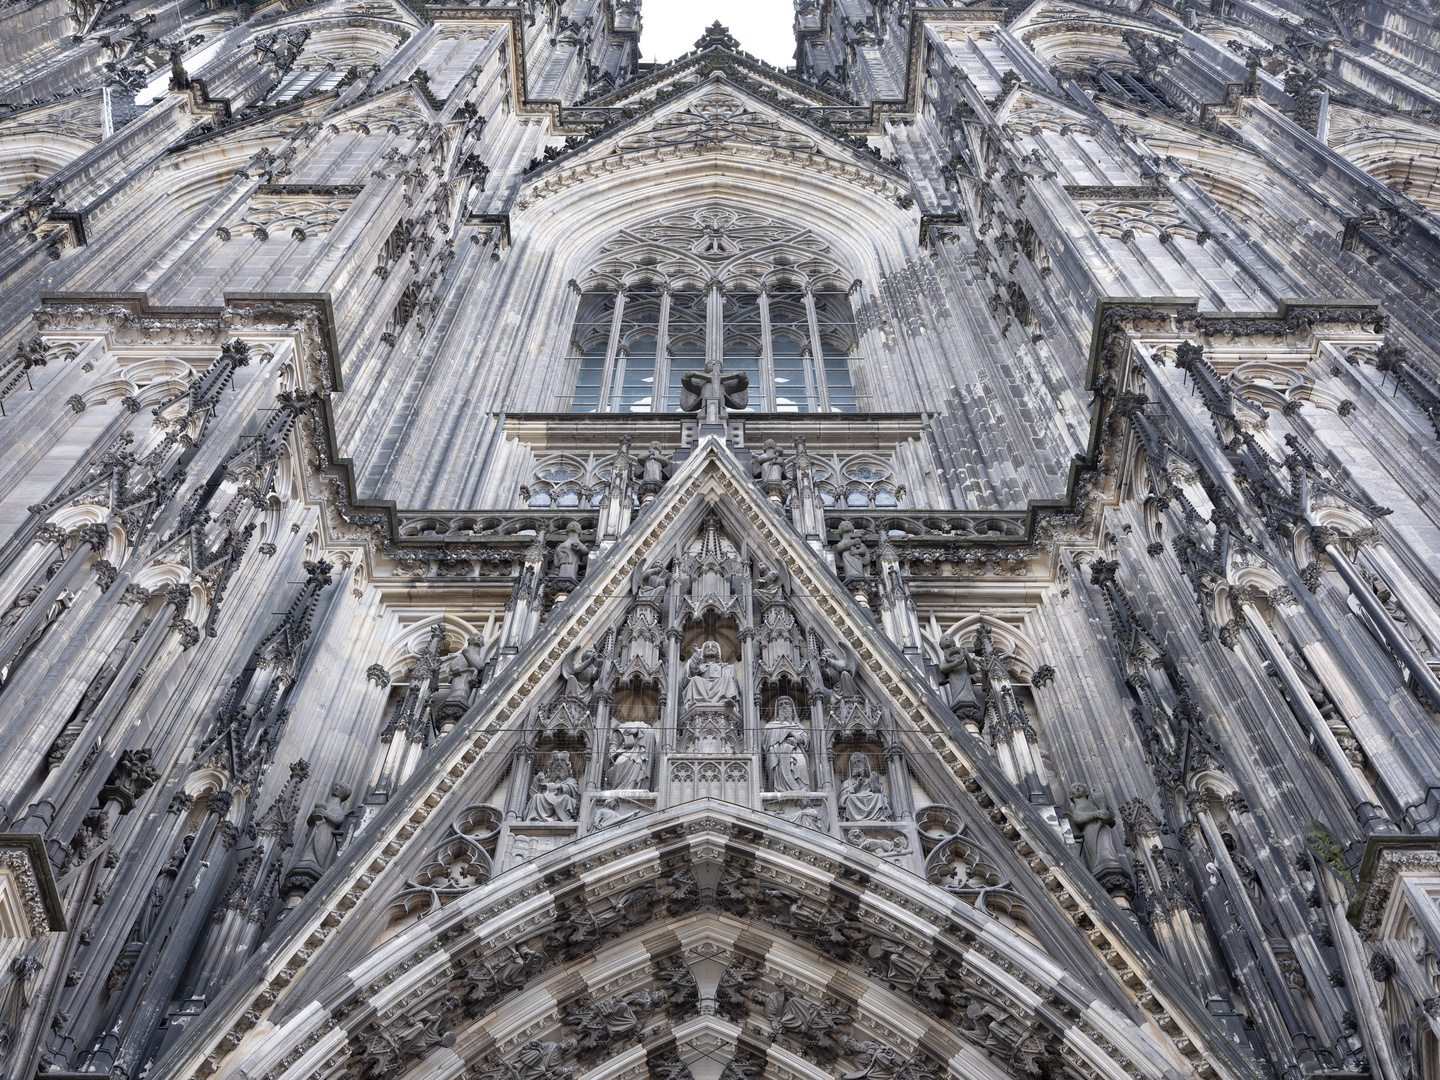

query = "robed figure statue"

[{"left": 762, "top": 697, "right": 811, "bottom": 792}]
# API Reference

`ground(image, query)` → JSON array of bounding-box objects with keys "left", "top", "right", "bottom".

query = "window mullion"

[
  {"left": 706, "top": 282, "right": 722, "bottom": 368},
  {"left": 597, "top": 287, "right": 626, "bottom": 412},
  {"left": 652, "top": 287, "right": 672, "bottom": 413},
  {"left": 803, "top": 286, "right": 827, "bottom": 411},
  {"left": 758, "top": 289, "right": 775, "bottom": 412}
]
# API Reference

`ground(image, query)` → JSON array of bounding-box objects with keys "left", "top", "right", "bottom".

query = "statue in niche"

[
  {"left": 298, "top": 781, "right": 352, "bottom": 872},
  {"left": 526, "top": 752, "right": 579, "bottom": 822},
  {"left": 835, "top": 520, "right": 870, "bottom": 580},
  {"left": 1225, "top": 833, "right": 1284, "bottom": 939},
  {"left": 1276, "top": 640, "right": 1336, "bottom": 719},
  {"left": 607, "top": 721, "right": 654, "bottom": 789},
  {"left": 838, "top": 754, "right": 892, "bottom": 821},
  {"left": 130, "top": 834, "right": 192, "bottom": 943},
  {"left": 755, "top": 439, "right": 785, "bottom": 484},
  {"left": 551, "top": 521, "right": 588, "bottom": 585},
  {"left": 1066, "top": 783, "right": 1123, "bottom": 873},
  {"left": 679, "top": 356, "right": 748, "bottom": 425},
  {"left": 0, "top": 559, "right": 60, "bottom": 636},
  {"left": 560, "top": 644, "right": 603, "bottom": 700},
  {"left": 681, "top": 640, "right": 740, "bottom": 710},
  {"left": 603, "top": 437, "right": 635, "bottom": 505},
  {"left": 754, "top": 562, "right": 786, "bottom": 608},
  {"left": 762, "top": 697, "right": 811, "bottom": 792}
]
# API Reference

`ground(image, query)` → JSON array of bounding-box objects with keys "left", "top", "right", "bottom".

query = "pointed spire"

[{"left": 694, "top": 20, "right": 742, "bottom": 52}]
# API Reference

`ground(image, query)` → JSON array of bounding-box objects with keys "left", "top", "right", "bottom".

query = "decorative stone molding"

[{"left": 0, "top": 836, "right": 67, "bottom": 937}]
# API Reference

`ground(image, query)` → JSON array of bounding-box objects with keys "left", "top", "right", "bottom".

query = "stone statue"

[
  {"left": 1278, "top": 640, "right": 1335, "bottom": 718},
  {"left": 1066, "top": 783, "right": 1120, "bottom": 872},
  {"left": 552, "top": 521, "right": 588, "bottom": 585},
  {"left": 1228, "top": 840, "right": 1284, "bottom": 939},
  {"left": 298, "top": 781, "right": 352, "bottom": 872},
  {"left": 839, "top": 1039, "right": 910, "bottom": 1080},
  {"left": 681, "top": 640, "right": 740, "bottom": 710},
  {"left": 80, "top": 631, "right": 138, "bottom": 717},
  {"left": 637, "top": 441, "right": 670, "bottom": 489},
  {"left": 762, "top": 697, "right": 811, "bottom": 791},
  {"left": 755, "top": 439, "right": 785, "bottom": 484},
  {"left": 835, "top": 520, "right": 870, "bottom": 580},
  {"left": 525, "top": 752, "right": 579, "bottom": 821},
  {"left": 820, "top": 641, "right": 861, "bottom": 700},
  {"left": 604, "top": 437, "right": 635, "bottom": 502},
  {"left": 591, "top": 796, "right": 643, "bottom": 829},
  {"left": 773, "top": 799, "right": 828, "bottom": 831},
  {"left": 560, "top": 644, "right": 603, "bottom": 700},
  {"left": 607, "top": 721, "right": 654, "bottom": 789},
  {"left": 632, "top": 560, "right": 670, "bottom": 606},
  {"left": 385, "top": 995, "right": 459, "bottom": 1061},
  {"left": 678, "top": 356, "right": 748, "bottom": 424},
  {"left": 130, "top": 835, "right": 192, "bottom": 943},
  {"left": 754, "top": 562, "right": 785, "bottom": 608},
  {"left": 847, "top": 828, "right": 910, "bottom": 858},
  {"left": 431, "top": 634, "right": 487, "bottom": 718},
  {"left": 936, "top": 633, "right": 982, "bottom": 713},
  {"left": 838, "top": 754, "right": 891, "bottom": 821},
  {"left": 505, "top": 1039, "right": 578, "bottom": 1080},
  {"left": 564, "top": 988, "right": 668, "bottom": 1052},
  {"left": 0, "top": 582, "right": 44, "bottom": 636}
]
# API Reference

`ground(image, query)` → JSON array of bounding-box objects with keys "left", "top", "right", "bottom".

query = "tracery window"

[{"left": 565, "top": 208, "right": 866, "bottom": 413}]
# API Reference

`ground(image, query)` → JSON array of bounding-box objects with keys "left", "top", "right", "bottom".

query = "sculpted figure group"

[{"left": 520, "top": 519, "right": 916, "bottom": 840}]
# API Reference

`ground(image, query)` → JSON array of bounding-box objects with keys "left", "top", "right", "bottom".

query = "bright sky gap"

[{"left": 638, "top": 0, "right": 797, "bottom": 69}]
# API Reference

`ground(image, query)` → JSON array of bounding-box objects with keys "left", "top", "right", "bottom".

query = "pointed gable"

[
  {"left": 517, "top": 74, "right": 907, "bottom": 209},
  {"left": 163, "top": 437, "right": 1261, "bottom": 1080}
]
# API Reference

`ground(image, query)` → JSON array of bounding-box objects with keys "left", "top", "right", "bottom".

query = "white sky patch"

[{"left": 638, "top": 0, "right": 797, "bottom": 70}]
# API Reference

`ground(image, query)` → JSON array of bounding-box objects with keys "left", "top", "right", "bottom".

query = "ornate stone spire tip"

[{"left": 694, "top": 21, "right": 742, "bottom": 52}]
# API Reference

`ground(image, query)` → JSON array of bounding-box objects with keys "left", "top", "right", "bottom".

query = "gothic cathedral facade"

[{"left": 1, "top": 2, "right": 1439, "bottom": 1080}]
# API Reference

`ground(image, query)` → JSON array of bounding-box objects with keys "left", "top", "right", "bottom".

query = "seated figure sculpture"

[
  {"left": 681, "top": 640, "right": 739, "bottom": 709},
  {"left": 838, "top": 753, "right": 892, "bottom": 821},
  {"left": 679, "top": 640, "right": 741, "bottom": 751},
  {"left": 525, "top": 752, "right": 580, "bottom": 822}
]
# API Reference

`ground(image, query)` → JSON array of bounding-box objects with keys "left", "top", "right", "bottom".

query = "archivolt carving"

[{"left": 326, "top": 837, "right": 1106, "bottom": 1080}]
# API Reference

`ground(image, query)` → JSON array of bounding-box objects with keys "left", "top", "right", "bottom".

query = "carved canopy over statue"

[{"left": 679, "top": 357, "right": 748, "bottom": 424}]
